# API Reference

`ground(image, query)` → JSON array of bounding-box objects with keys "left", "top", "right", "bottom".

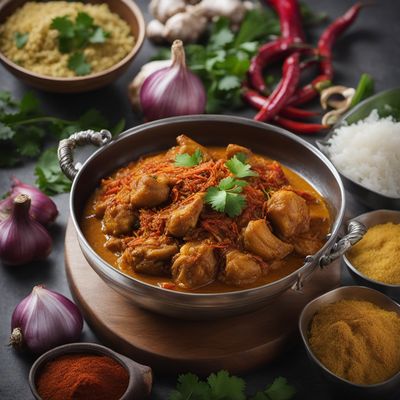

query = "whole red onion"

[
  {"left": 10, "top": 285, "right": 83, "bottom": 354},
  {"left": 140, "top": 40, "right": 206, "bottom": 121}
]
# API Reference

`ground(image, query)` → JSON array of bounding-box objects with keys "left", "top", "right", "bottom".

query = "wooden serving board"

[{"left": 65, "top": 219, "right": 340, "bottom": 375}]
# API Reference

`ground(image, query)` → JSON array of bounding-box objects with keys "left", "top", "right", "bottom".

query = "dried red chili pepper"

[
  {"left": 254, "top": 53, "right": 300, "bottom": 122},
  {"left": 242, "top": 87, "right": 318, "bottom": 119},
  {"left": 318, "top": 2, "right": 363, "bottom": 80},
  {"left": 289, "top": 74, "right": 331, "bottom": 105},
  {"left": 274, "top": 115, "right": 329, "bottom": 135}
]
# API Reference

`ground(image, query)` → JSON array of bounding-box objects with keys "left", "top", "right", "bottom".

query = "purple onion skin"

[
  {"left": 139, "top": 40, "right": 206, "bottom": 121},
  {"left": 0, "top": 195, "right": 52, "bottom": 265},
  {"left": 11, "top": 286, "right": 83, "bottom": 354},
  {"left": 10, "top": 178, "right": 58, "bottom": 226}
]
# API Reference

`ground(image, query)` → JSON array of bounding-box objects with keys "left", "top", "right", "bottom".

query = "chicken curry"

[{"left": 81, "top": 135, "right": 331, "bottom": 293}]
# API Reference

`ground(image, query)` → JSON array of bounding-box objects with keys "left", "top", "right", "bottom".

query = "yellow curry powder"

[
  {"left": 347, "top": 222, "right": 400, "bottom": 284},
  {"left": 309, "top": 299, "right": 400, "bottom": 385}
]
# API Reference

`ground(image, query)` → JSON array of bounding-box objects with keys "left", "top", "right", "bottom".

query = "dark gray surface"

[{"left": 0, "top": 0, "right": 399, "bottom": 399}]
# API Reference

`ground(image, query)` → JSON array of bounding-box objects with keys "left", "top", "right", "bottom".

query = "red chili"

[
  {"left": 254, "top": 53, "right": 300, "bottom": 122},
  {"left": 318, "top": 3, "right": 363, "bottom": 79},
  {"left": 243, "top": 87, "right": 318, "bottom": 119},
  {"left": 288, "top": 74, "right": 331, "bottom": 105},
  {"left": 248, "top": 38, "right": 300, "bottom": 94},
  {"left": 274, "top": 116, "right": 329, "bottom": 135},
  {"left": 266, "top": 0, "right": 306, "bottom": 41}
]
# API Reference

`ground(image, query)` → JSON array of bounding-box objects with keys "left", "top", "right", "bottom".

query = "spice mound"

[
  {"left": 0, "top": 1, "right": 135, "bottom": 77},
  {"left": 36, "top": 353, "right": 129, "bottom": 400},
  {"left": 309, "top": 299, "right": 400, "bottom": 385},
  {"left": 347, "top": 222, "right": 400, "bottom": 285}
]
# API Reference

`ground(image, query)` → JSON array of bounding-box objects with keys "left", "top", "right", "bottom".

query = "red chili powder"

[{"left": 36, "top": 353, "right": 129, "bottom": 400}]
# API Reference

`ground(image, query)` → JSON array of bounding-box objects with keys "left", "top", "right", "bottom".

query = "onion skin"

[
  {"left": 140, "top": 39, "right": 206, "bottom": 121},
  {"left": 0, "top": 194, "right": 52, "bottom": 265},
  {"left": 10, "top": 178, "right": 58, "bottom": 226},
  {"left": 10, "top": 285, "right": 83, "bottom": 354}
]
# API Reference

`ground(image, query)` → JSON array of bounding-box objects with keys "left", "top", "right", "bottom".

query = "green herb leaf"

[
  {"left": 68, "top": 52, "right": 91, "bottom": 76},
  {"left": 350, "top": 73, "right": 374, "bottom": 107},
  {"left": 169, "top": 373, "right": 210, "bottom": 400},
  {"left": 35, "top": 147, "right": 72, "bottom": 195},
  {"left": 14, "top": 32, "right": 29, "bottom": 49},
  {"left": 235, "top": 152, "right": 248, "bottom": 163},
  {"left": 76, "top": 11, "right": 94, "bottom": 29},
  {"left": 264, "top": 377, "right": 296, "bottom": 400},
  {"left": 219, "top": 76, "right": 241, "bottom": 91},
  {"left": 19, "top": 92, "right": 40, "bottom": 114},
  {"left": 218, "top": 177, "right": 247, "bottom": 192},
  {"left": 208, "top": 370, "right": 246, "bottom": 400},
  {"left": 51, "top": 16, "right": 75, "bottom": 38},
  {"left": 89, "top": 26, "right": 108, "bottom": 43},
  {"left": 175, "top": 149, "right": 203, "bottom": 167},
  {"left": 0, "top": 122, "right": 15, "bottom": 140},
  {"left": 226, "top": 155, "right": 258, "bottom": 178}
]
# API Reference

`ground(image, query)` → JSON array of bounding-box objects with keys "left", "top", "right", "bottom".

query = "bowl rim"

[
  {"left": 0, "top": 0, "right": 145, "bottom": 81},
  {"left": 299, "top": 285, "right": 400, "bottom": 388},
  {"left": 69, "top": 114, "right": 346, "bottom": 298},
  {"left": 316, "top": 87, "right": 400, "bottom": 201},
  {"left": 343, "top": 209, "right": 400, "bottom": 289},
  {"left": 28, "top": 342, "right": 135, "bottom": 400}
]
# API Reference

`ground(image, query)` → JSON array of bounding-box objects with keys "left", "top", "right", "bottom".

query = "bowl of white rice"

[{"left": 317, "top": 87, "right": 400, "bottom": 210}]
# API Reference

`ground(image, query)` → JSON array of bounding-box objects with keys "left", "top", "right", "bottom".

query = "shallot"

[
  {"left": 0, "top": 194, "right": 52, "bottom": 265},
  {"left": 139, "top": 40, "right": 206, "bottom": 121},
  {"left": 10, "top": 285, "right": 83, "bottom": 354}
]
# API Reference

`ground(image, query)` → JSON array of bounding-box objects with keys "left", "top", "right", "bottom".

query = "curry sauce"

[{"left": 81, "top": 137, "right": 331, "bottom": 293}]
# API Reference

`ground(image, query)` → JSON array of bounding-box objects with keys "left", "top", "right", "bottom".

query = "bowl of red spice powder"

[{"left": 28, "top": 342, "right": 152, "bottom": 400}]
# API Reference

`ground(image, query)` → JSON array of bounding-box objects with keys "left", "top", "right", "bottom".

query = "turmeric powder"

[
  {"left": 347, "top": 222, "right": 400, "bottom": 284},
  {"left": 309, "top": 299, "right": 400, "bottom": 385}
]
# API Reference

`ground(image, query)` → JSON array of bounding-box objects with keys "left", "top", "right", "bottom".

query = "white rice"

[{"left": 326, "top": 110, "right": 400, "bottom": 198}]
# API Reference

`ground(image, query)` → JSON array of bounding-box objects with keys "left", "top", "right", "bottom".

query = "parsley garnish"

[
  {"left": 50, "top": 12, "right": 109, "bottom": 75},
  {"left": 169, "top": 371, "right": 296, "bottom": 400},
  {"left": 226, "top": 155, "right": 258, "bottom": 178},
  {"left": 14, "top": 32, "right": 29, "bottom": 49},
  {"left": 205, "top": 177, "right": 247, "bottom": 218},
  {"left": 174, "top": 149, "right": 202, "bottom": 167},
  {"left": 0, "top": 90, "right": 125, "bottom": 194}
]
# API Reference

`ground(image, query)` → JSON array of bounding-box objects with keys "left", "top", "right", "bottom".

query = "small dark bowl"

[
  {"left": 0, "top": 0, "right": 145, "bottom": 93},
  {"left": 29, "top": 342, "right": 152, "bottom": 399},
  {"left": 299, "top": 286, "right": 400, "bottom": 399},
  {"left": 317, "top": 87, "right": 400, "bottom": 210},
  {"left": 343, "top": 209, "right": 400, "bottom": 302}
]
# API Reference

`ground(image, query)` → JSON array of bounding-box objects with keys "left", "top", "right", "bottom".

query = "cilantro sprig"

[
  {"left": 50, "top": 12, "right": 109, "bottom": 75},
  {"left": 175, "top": 149, "right": 203, "bottom": 167},
  {"left": 169, "top": 371, "right": 295, "bottom": 400},
  {"left": 14, "top": 32, "right": 29, "bottom": 49},
  {"left": 205, "top": 155, "right": 258, "bottom": 217},
  {"left": 0, "top": 90, "right": 125, "bottom": 194}
]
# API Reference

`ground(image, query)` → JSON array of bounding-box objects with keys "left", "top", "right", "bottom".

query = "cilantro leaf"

[
  {"left": 169, "top": 373, "right": 210, "bottom": 400},
  {"left": 14, "top": 32, "right": 29, "bottom": 49},
  {"left": 219, "top": 76, "right": 241, "bottom": 91},
  {"left": 208, "top": 370, "right": 246, "bottom": 400},
  {"left": 68, "top": 52, "right": 91, "bottom": 76},
  {"left": 89, "top": 26, "right": 108, "bottom": 43},
  {"left": 35, "top": 147, "right": 72, "bottom": 195},
  {"left": 51, "top": 16, "right": 75, "bottom": 38},
  {"left": 226, "top": 155, "right": 258, "bottom": 178},
  {"left": 19, "top": 92, "right": 40, "bottom": 114},
  {"left": 235, "top": 152, "right": 248, "bottom": 163},
  {"left": 205, "top": 178, "right": 247, "bottom": 218},
  {"left": 265, "top": 377, "right": 296, "bottom": 400},
  {"left": 0, "top": 122, "right": 15, "bottom": 140},
  {"left": 175, "top": 149, "right": 203, "bottom": 167},
  {"left": 76, "top": 11, "right": 94, "bottom": 28}
]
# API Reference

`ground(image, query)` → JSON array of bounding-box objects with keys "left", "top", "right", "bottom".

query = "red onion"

[
  {"left": 4, "top": 178, "right": 58, "bottom": 225},
  {"left": 10, "top": 285, "right": 83, "bottom": 354},
  {"left": 140, "top": 40, "right": 206, "bottom": 121},
  {"left": 0, "top": 194, "right": 52, "bottom": 265}
]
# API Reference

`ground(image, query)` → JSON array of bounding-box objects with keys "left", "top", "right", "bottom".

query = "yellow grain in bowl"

[
  {"left": 347, "top": 222, "right": 400, "bottom": 285},
  {"left": 0, "top": 1, "right": 135, "bottom": 77}
]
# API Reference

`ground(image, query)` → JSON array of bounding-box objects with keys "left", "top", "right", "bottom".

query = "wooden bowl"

[{"left": 0, "top": 0, "right": 145, "bottom": 93}]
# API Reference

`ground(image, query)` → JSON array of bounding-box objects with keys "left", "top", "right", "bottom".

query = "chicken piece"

[
  {"left": 130, "top": 174, "right": 170, "bottom": 208},
  {"left": 267, "top": 190, "right": 310, "bottom": 239},
  {"left": 175, "top": 134, "right": 212, "bottom": 161},
  {"left": 291, "top": 234, "right": 324, "bottom": 257},
  {"left": 94, "top": 197, "right": 112, "bottom": 217},
  {"left": 119, "top": 238, "right": 178, "bottom": 275},
  {"left": 104, "top": 237, "right": 126, "bottom": 253},
  {"left": 243, "top": 219, "right": 293, "bottom": 261},
  {"left": 220, "top": 249, "right": 265, "bottom": 287},
  {"left": 166, "top": 193, "right": 204, "bottom": 237},
  {"left": 102, "top": 203, "right": 137, "bottom": 236},
  {"left": 171, "top": 241, "right": 217, "bottom": 289},
  {"left": 225, "top": 144, "right": 252, "bottom": 160}
]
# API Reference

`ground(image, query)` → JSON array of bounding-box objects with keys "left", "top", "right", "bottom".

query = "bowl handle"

[
  {"left": 292, "top": 220, "right": 366, "bottom": 291},
  {"left": 58, "top": 129, "right": 112, "bottom": 180}
]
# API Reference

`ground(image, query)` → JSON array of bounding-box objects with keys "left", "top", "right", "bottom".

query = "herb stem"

[{"left": 10, "top": 116, "right": 73, "bottom": 126}]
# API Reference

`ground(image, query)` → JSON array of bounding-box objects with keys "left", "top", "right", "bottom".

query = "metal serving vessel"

[
  {"left": 299, "top": 286, "right": 400, "bottom": 398},
  {"left": 343, "top": 209, "right": 400, "bottom": 301},
  {"left": 58, "top": 115, "right": 365, "bottom": 319}
]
